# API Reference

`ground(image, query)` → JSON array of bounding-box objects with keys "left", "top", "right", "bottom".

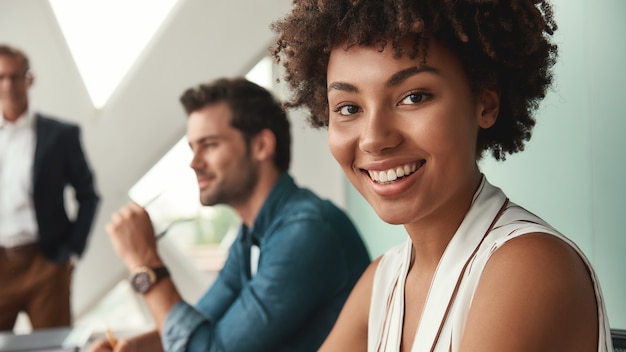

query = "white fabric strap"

[{"left": 250, "top": 244, "right": 260, "bottom": 277}]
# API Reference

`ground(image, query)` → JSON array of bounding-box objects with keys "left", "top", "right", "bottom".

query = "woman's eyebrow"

[
  {"left": 327, "top": 81, "right": 358, "bottom": 93},
  {"left": 386, "top": 65, "right": 438, "bottom": 87},
  {"left": 328, "top": 65, "right": 439, "bottom": 93}
]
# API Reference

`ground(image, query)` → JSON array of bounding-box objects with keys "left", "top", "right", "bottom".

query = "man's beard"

[{"left": 199, "top": 156, "right": 259, "bottom": 207}]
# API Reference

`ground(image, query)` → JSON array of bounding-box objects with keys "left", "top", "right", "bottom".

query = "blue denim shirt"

[{"left": 163, "top": 173, "right": 370, "bottom": 351}]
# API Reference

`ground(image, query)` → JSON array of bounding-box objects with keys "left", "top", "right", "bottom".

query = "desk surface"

[{"left": 0, "top": 326, "right": 90, "bottom": 352}]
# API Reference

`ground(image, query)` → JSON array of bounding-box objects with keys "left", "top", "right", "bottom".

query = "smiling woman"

[
  {"left": 272, "top": 0, "right": 614, "bottom": 351},
  {"left": 326, "top": 41, "right": 496, "bottom": 226}
]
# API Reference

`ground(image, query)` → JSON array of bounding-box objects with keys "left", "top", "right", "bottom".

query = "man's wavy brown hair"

[{"left": 271, "top": 0, "right": 558, "bottom": 160}]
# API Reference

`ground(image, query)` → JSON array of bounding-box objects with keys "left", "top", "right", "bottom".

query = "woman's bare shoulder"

[{"left": 461, "top": 232, "right": 599, "bottom": 351}]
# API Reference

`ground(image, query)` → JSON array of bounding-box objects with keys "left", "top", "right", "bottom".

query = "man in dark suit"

[{"left": 0, "top": 44, "right": 100, "bottom": 331}]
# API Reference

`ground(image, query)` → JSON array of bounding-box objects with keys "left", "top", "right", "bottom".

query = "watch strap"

[{"left": 152, "top": 266, "right": 170, "bottom": 281}]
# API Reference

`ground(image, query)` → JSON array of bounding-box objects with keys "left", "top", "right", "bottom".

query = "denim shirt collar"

[{"left": 242, "top": 172, "right": 297, "bottom": 245}]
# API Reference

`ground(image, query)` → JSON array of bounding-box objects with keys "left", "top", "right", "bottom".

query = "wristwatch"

[{"left": 129, "top": 266, "right": 170, "bottom": 294}]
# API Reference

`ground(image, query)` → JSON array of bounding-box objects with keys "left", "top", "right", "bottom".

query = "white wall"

[
  {"left": 0, "top": 0, "right": 347, "bottom": 322},
  {"left": 348, "top": 0, "right": 626, "bottom": 329}
]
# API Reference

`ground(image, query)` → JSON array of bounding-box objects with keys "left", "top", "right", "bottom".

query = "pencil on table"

[{"left": 105, "top": 328, "right": 118, "bottom": 349}]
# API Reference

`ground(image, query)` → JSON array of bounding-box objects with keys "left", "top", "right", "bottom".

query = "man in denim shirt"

[{"left": 94, "top": 78, "right": 370, "bottom": 351}]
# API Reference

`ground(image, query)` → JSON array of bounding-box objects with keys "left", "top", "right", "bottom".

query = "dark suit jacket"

[{"left": 33, "top": 114, "right": 100, "bottom": 262}]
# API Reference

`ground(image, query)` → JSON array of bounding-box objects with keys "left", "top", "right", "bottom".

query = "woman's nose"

[{"left": 359, "top": 109, "right": 402, "bottom": 154}]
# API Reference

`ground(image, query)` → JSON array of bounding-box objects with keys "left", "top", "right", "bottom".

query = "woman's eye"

[
  {"left": 400, "top": 92, "right": 429, "bottom": 105},
  {"left": 333, "top": 104, "right": 360, "bottom": 116}
]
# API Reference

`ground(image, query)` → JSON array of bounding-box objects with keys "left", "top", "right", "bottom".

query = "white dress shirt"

[{"left": 0, "top": 110, "right": 39, "bottom": 247}]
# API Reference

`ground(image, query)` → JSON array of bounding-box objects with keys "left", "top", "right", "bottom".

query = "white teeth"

[
  {"left": 369, "top": 162, "right": 420, "bottom": 184},
  {"left": 379, "top": 171, "right": 388, "bottom": 182},
  {"left": 395, "top": 166, "right": 405, "bottom": 178}
]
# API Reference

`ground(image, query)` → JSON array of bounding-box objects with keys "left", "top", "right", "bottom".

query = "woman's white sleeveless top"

[{"left": 368, "top": 178, "right": 613, "bottom": 352}]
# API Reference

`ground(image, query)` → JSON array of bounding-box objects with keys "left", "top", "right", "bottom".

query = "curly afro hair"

[{"left": 272, "top": 0, "right": 558, "bottom": 160}]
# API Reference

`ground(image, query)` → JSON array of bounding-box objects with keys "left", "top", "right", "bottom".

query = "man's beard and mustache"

[{"left": 197, "top": 155, "right": 259, "bottom": 207}]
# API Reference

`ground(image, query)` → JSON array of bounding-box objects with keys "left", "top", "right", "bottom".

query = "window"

[{"left": 48, "top": 0, "right": 180, "bottom": 109}]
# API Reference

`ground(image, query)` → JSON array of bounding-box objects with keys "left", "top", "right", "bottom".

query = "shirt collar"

[{"left": 0, "top": 109, "right": 34, "bottom": 129}]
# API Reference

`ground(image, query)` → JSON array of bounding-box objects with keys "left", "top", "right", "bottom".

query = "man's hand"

[
  {"left": 106, "top": 202, "right": 162, "bottom": 269},
  {"left": 88, "top": 332, "right": 164, "bottom": 352},
  {"left": 88, "top": 330, "right": 163, "bottom": 352},
  {"left": 88, "top": 338, "right": 125, "bottom": 352}
]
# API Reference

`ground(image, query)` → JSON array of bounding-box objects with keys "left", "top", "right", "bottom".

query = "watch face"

[{"left": 131, "top": 272, "right": 152, "bottom": 293}]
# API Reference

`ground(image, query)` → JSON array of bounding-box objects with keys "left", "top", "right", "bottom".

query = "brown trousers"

[{"left": 0, "top": 244, "right": 72, "bottom": 331}]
